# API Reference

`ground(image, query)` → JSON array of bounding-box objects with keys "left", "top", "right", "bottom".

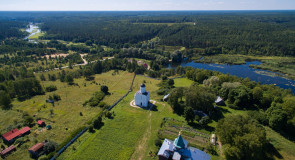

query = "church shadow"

[{"left": 150, "top": 104, "right": 158, "bottom": 111}]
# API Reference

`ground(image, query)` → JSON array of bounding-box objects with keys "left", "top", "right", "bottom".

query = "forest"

[
  {"left": 1, "top": 11, "right": 295, "bottom": 56},
  {"left": 0, "top": 11, "right": 295, "bottom": 160}
]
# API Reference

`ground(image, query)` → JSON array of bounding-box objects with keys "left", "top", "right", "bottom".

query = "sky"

[{"left": 0, "top": 0, "right": 294, "bottom": 11}]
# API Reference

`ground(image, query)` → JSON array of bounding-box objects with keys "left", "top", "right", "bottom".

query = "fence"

[{"left": 50, "top": 74, "right": 136, "bottom": 160}]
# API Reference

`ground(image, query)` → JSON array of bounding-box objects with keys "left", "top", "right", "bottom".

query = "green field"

[
  {"left": 59, "top": 75, "right": 186, "bottom": 160},
  {"left": 0, "top": 70, "right": 134, "bottom": 160}
]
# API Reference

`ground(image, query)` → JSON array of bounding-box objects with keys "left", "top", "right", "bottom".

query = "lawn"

[
  {"left": 173, "top": 78, "right": 194, "bottom": 87},
  {"left": 0, "top": 70, "right": 134, "bottom": 160}
]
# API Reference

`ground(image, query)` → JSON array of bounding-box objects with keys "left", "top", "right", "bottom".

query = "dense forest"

[{"left": 1, "top": 11, "right": 295, "bottom": 56}]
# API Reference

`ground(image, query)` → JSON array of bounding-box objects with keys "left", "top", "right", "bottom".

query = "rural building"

[
  {"left": 2, "top": 127, "right": 31, "bottom": 144},
  {"left": 28, "top": 142, "right": 45, "bottom": 158},
  {"left": 215, "top": 96, "right": 225, "bottom": 106},
  {"left": 0, "top": 145, "right": 16, "bottom": 158},
  {"left": 19, "top": 126, "right": 31, "bottom": 136},
  {"left": 157, "top": 134, "right": 211, "bottom": 160},
  {"left": 163, "top": 94, "right": 170, "bottom": 101},
  {"left": 38, "top": 120, "right": 46, "bottom": 127},
  {"left": 134, "top": 84, "right": 150, "bottom": 107}
]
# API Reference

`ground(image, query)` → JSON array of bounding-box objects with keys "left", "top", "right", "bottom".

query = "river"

[
  {"left": 24, "top": 24, "right": 41, "bottom": 40},
  {"left": 168, "top": 61, "right": 295, "bottom": 94}
]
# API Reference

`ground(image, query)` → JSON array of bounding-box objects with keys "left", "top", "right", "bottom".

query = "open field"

[
  {"left": 59, "top": 75, "right": 187, "bottom": 160},
  {"left": 0, "top": 70, "right": 134, "bottom": 160}
]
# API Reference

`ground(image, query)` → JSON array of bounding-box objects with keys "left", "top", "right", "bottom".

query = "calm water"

[{"left": 168, "top": 61, "right": 295, "bottom": 94}]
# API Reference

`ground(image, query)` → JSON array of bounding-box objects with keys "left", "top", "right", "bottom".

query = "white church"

[{"left": 134, "top": 84, "right": 150, "bottom": 107}]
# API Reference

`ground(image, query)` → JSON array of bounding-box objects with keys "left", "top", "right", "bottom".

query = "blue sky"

[{"left": 0, "top": 0, "right": 294, "bottom": 11}]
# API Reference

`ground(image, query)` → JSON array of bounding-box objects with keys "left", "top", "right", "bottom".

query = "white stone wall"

[{"left": 134, "top": 92, "right": 150, "bottom": 107}]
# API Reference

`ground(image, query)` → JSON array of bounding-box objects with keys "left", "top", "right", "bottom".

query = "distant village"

[{"left": 1, "top": 120, "right": 51, "bottom": 158}]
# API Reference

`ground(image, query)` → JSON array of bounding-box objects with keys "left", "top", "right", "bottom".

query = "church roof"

[
  {"left": 140, "top": 83, "right": 146, "bottom": 87},
  {"left": 173, "top": 135, "right": 187, "bottom": 149}
]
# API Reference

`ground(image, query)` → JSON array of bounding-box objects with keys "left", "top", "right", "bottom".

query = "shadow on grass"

[
  {"left": 150, "top": 104, "right": 158, "bottom": 111},
  {"left": 264, "top": 142, "right": 283, "bottom": 160}
]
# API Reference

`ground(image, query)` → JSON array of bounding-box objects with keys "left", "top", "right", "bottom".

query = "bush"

[
  {"left": 88, "top": 125, "right": 94, "bottom": 133},
  {"left": 101, "top": 85, "right": 109, "bottom": 94},
  {"left": 45, "top": 85, "right": 57, "bottom": 92},
  {"left": 155, "top": 138, "right": 162, "bottom": 147},
  {"left": 44, "top": 141, "right": 58, "bottom": 154},
  {"left": 93, "top": 117, "right": 103, "bottom": 129},
  {"left": 88, "top": 91, "right": 105, "bottom": 107}
]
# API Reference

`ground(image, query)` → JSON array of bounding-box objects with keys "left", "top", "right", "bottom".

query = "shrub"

[
  {"left": 45, "top": 85, "right": 57, "bottom": 92},
  {"left": 155, "top": 138, "right": 162, "bottom": 147}
]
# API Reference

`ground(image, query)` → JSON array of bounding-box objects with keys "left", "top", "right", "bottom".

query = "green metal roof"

[{"left": 173, "top": 135, "right": 185, "bottom": 149}]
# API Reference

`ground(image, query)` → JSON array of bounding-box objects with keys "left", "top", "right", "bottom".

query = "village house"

[
  {"left": 2, "top": 127, "right": 31, "bottom": 144},
  {"left": 37, "top": 120, "right": 46, "bottom": 127},
  {"left": 215, "top": 96, "right": 225, "bottom": 106},
  {"left": 158, "top": 134, "right": 211, "bottom": 160},
  {"left": 134, "top": 84, "right": 150, "bottom": 107},
  {"left": 28, "top": 142, "right": 45, "bottom": 158},
  {"left": 0, "top": 145, "right": 16, "bottom": 158}
]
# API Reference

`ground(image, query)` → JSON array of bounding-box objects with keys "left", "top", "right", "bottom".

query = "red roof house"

[
  {"left": 2, "top": 127, "right": 31, "bottom": 144},
  {"left": 19, "top": 127, "right": 31, "bottom": 135},
  {"left": 0, "top": 145, "right": 16, "bottom": 158},
  {"left": 28, "top": 143, "right": 45, "bottom": 158},
  {"left": 2, "top": 129, "right": 22, "bottom": 143},
  {"left": 37, "top": 120, "right": 45, "bottom": 127}
]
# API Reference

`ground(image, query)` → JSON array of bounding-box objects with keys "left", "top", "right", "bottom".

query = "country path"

[{"left": 130, "top": 101, "right": 156, "bottom": 160}]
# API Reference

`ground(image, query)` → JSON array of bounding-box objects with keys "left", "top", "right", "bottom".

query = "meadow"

[
  {"left": 58, "top": 75, "right": 186, "bottom": 160},
  {"left": 0, "top": 70, "right": 134, "bottom": 160}
]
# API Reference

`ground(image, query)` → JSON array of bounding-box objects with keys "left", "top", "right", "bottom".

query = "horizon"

[{"left": 0, "top": 0, "right": 295, "bottom": 11}]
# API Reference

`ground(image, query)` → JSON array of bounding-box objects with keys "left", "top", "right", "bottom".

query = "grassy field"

[
  {"left": 59, "top": 75, "right": 187, "bottom": 160},
  {"left": 174, "top": 78, "right": 194, "bottom": 87},
  {"left": 59, "top": 77, "right": 295, "bottom": 160},
  {"left": 265, "top": 127, "right": 295, "bottom": 160},
  {"left": 0, "top": 70, "right": 134, "bottom": 160},
  {"left": 28, "top": 32, "right": 45, "bottom": 39}
]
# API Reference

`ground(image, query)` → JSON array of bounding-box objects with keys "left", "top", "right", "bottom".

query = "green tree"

[
  {"left": 65, "top": 74, "right": 74, "bottom": 84},
  {"left": 184, "top": 107, "right": 195, "bottom": 123},
  {"left": 216, "top": 115, "right": 267, "bottom": 160},
  {"left": 100, "top": 85, "right": 109, "bottom": 94},
  {"left": 0, "top": 90, "right": 11, "bottom": 109},
  {"left": 40, "top": 74, "right": 46, "bottom": 81},
  {"left": 199, "top": 116, "right": 210, "bottom": 127}
]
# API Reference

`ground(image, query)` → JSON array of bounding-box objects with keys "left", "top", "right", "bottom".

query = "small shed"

[
  {"left": 0, "top": 145, "right": 16, "bottom": 158},
  {"left": 28, "top": 143, "right": 44, "bottom": 158},
  {"left": 46, "top": 125, "right": 52, "bottom": 130},
  {"left": 163, "top": 94, "right": 170, "bottom": 101},
  {"left": 37, "top": 120, "right": 46, "bottom": 127},
  {"left": 215, "top": 96, "right": 225, "bottom": 106}
]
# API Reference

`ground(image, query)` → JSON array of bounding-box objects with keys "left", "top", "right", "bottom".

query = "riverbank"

[{"left": 193, "top": 54, "right": 295, "bottom": 80}]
